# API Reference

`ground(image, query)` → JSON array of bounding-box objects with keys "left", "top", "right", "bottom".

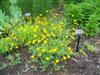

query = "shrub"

[{"left": 64, "top": 0, "right": 100, "bottom": 36}]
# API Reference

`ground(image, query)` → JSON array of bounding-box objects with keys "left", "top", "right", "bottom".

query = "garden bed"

[{"left": 0, "top": 36, "right": 100, "bottom": 75}]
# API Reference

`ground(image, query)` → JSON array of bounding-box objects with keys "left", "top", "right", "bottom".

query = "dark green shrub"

[{"left": 64, "top": 0, "right": 100, "bottom": 36}]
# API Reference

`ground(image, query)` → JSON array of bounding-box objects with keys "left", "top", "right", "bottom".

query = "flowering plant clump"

[{"left": 0, "top": 16, "right": 76, "bottom": 71}]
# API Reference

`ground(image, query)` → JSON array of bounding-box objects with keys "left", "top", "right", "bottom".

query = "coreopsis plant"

[{"left": 0, "top": 16, "right": 76, "bottom": 71}]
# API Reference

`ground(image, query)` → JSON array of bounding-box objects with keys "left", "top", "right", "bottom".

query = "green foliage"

[
  {"left": 83, "top": 41, "right": 96, "bottom": 52},
  {"left": 6, "top": 53, "right": 21, "bottom": 65},
  {"left": 64, "top": 0, "right": 100, "bottom": 36},
  {"left": 83, "top": 14, "right": 99, "bottom": 36},
  {"left": 65, "top": 0, "right": 84, "bottom": 4},
  {"left": 0, "top": 9, "right": 9, "bottom": 29},
  {"left": 9, "top": 0, "right": 22, "bottom": 20},
  {"left": 0, "top": 53, "right": 21, "bottom": 70}
]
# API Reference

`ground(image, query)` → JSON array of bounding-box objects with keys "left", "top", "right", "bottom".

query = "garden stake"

[
  {"left": 75, "top": 29, "right": 84, "bottom": 52},
  {"left": 76, "top": 34, "right": 80, "bottom": 52}
]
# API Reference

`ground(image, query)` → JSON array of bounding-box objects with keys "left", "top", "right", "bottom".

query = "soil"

[{"left": 0, "top": 36, "right": 100, "bottom": 75}]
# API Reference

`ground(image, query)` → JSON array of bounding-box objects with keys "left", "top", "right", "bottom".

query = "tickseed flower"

[
  {"left": 6, "top": 37, "right": 10, "bottom": 40},
  {"left": 34, "top": 34, "right": 37, "bottom": 37},
  {"left": 43, "top": 40, "right": 47, "bottom": 44},
  {"left": 18, "top": 28, "right": 21, "bottom": 31},
  {"left": 45, "top": 57, "right": 50, "bottom": 61},
  {"left": 36, "top": 48, "right": 40, "bottom": 50},
  {"left": 33, "top": 28, "right": 37, "bottom": 32},
  {"left": 13, "top": 36, "right": 17, "bottom": 39},
  {"left": 31, "top": 26, "right": 34, "bottom": 29},
  {"left": 68, "top": 47, "right": 72, "bottom": 51},
  {"left": 43, "top": 28, "right": 47, "bottom": 33},
  {"left": 15, "top": 45, "right": 18, "bottom": 49},
  {"left": 67, "top": 55, "right": 71, "bottom": 59},
  {"left": 69, "top": 51, "right": 73, "bottom": 55},
  {"left": 60, "top": 22, "right": 64, "bottom": 25},
  {"left": 51, "top": 33, "right": 56, "bottom": 37},
  {"left": 72, "top": 28, "right": 76, "bottom": 31},
  {"left": 63, "top": 56, "right": 67, "bottom": 60},
  {"left": 46, "top": 33, "right": 50, "bottom": 37},
  {"left": 50, "top": 48, "right": 57, "bottom": 53},
  {"left": 71, "top": 36, "right": 75, "bottom": 40},
  {"left": 42, "top": 49, "right": 46, "bottom": 53},
  {"left": 23, "top": 28, "right": 27, "bottom": 31},
  {"left": 31, "top": 55, "right": 35, "bottom": 58},
  {"left": 55, "top": 59, "right": 59, "bottom": 63},
  {"left": 26, "top": 41, "right": 31, "bottom": 45},
  {"left": 37, "top": 40, "right": 41, "bottom": 43},
  {"left": 32, "top": 40, "right": 35, "bottom": 44}
]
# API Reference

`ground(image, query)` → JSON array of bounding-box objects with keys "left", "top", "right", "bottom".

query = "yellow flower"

[
  {"left": 15, "top": 45, "right": 18, "bottom": 49},
  {"left": 32, "top": 40, "right": 35, "bottom": 44},
  {"left": 31, "top": 26, "right": 34, "bottom": 29},
  {"left": 55, "top": 59, "right": 59, "bottom": 63},
  {"left": 68, "top": 47, "right": 72, "bottom": 51},
  {"left": 31, "top": 55, "right": 35, "bottom": 58},
  {"left": 45, "top": 57, "right": 50, "bottom": 61},
  {"left": 46, "top": 33, "right": 50, "bottom": 37},
  {"left": 69, "top": 51, "right": 73, "bottom": 55},
  {"left": 27, "top": 41, "right": 31, "bottom": 45},
  {"left": 72, "top": 32, "right": 75, "bottom": 35},
  {"left": 13, "top": 36, "right": 17, "bottom": 39},
  {"left": 34, "top": 34, "right": 37, "bottom": 37},
  {"left": 72, "top": 28, "right": 76, "bottom": 31},
  {"left": 18, "top": 28, "right": 21, "bottom": 31},
  {"left": 37, "top": 40, "right": 41, "bottom": 43},
  {"left": 67, "top": 55, "right": 71, "bottom": 59},
  {"left": 71, "top": 36, "right": 75, "bottom": 40},
  {"left": 23, "top": 28, "right": 27, "bottom": 31},
  {"left": 63, "top": 56, "right": 67, "bottom": 60},
  {"left": 50, "top": 48, "right": 57, "bottom": 53},
  {"left": 53, "top": 27, "right": 56, "bottom": 30},
  {"left": 36, "top": 48, "right": 40, "bottom": 50},
  {"left": 51, "top": 33, "right": 55, "bottom": 37},
  {"left": 33, "top": 28, "right": 37, "bottom": 32},
  {"left": 42, "top": 49, "right": 46, "bottom": 53},
  {"left": 43, "top": 28, "right": 47, "bottom": 33},
  {"left": 43, "top": 40, "right": 47, "bottom": 44}
]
